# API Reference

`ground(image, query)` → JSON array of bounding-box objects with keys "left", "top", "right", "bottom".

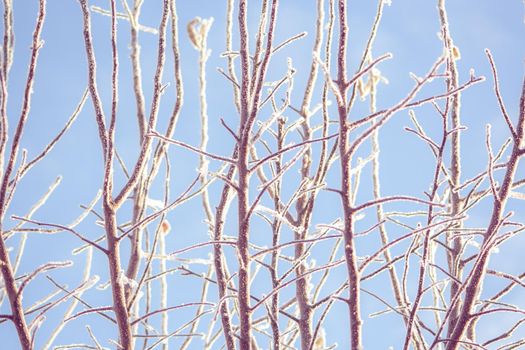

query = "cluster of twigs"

[{"left": 0, "top": 0, "right": 524, "bottom": 349}]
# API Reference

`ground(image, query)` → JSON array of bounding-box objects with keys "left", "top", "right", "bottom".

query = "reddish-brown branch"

[
  {"left": 148, "top": 131, "right": 236, "bottom": 164},
  {"left": 269, "top": 117, "right": 285, "bottom": 350},
  {"left": 348, "top": 57, "right": 447, "bottom": 159},
  {"left": 169, "top": 240, "right": 237, "bottom": 257},
  {"left": 130, "top": 302, "right": 214, "bottom": 326},
  {"left": 353, "top": 195, "right": 445, "bottom": 213},
  {"left": 10, "top": 216, "right": 107, "bottom": 253},
  {"left": 212, "top": 153, "right": 238, "bottom": 350},
  {"left": 146, "top": 0, "right": 185, "bottom": 183},
  {"left": 128, "top": 0, "right": 147, "bottom": 141},
  {"left": 251, "top": 259, "right": 346, "bottom": 313},
  {"left": 104, "top": 208, "right": 133, "bottom": 349},
  {"left": 114, "top": 0, "right": 170, "bottom": 208},
  {"left": 482, "top": 318, "right": 525, "bottom": 347},
  {"left": 485, "top": 49, "right": 517, "bottom": 139},
  {"left": 1, "top": 0, "right": 13, "bottom": 83},
  {"left": 442, "top": 76, "right": 525, "bottom": 350},
  {"left": 359, "top": 215, "right": 461, "bottom": 272},
  {"left": 0, "top": 2, "right": 46, "bottom": 348},
  {"left": 235, "top": 1, "right": 279, "bottom": 349},
  {"left": 333, "top": 1, "right": 364, "bottom": 349},
  {"left": 125, "top": 0, "right": 184, "bottom": 323},
  {"left": 78, "top": 0, "right": 108, "bottom": 159},
  {"left": 403, "top": 78, "right": 450, "bottom": 349},
  {"left": 349, "top": 74, "right": 483, "bottom": 130},
  {"left": 437, "top": 1, "right": 467, "bottom": 340},
  {"left": 65, "top": 306, "right": 114, "bottom": 323},
  {"left": 248, "top": 133, "right": 337, "bottom": 172}
]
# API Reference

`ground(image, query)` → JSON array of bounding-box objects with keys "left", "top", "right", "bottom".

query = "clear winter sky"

[{"left": 1, "top": 0, "right": 524, "bottom": 349}]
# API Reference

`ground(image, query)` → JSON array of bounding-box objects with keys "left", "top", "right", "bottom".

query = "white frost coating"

[
  {"left": 144, "top": 322, "right": 156, "bottom": 332},
  {"left": 135, "top": 290, "right": 145, "bottom": 303},
  {"left": 177, "top": 257, "right": 213, "bottom": 265},
  {"left": 85, "top": 275, "right": 100, "bottom": 289},
  {"left": 90, "top": 5, "right": 159, "bottom": 34},
  {"left": 32, "top": 314, "right": 46, "bottom": 331},
  {"left": 350, "top": 151, "right": 378, "bottom": 176},
  {"left": 118, "top": 271, "right": 139, "bottom": 289},
  {"left": 256, "top": 319, "right": 270, "bottom": 331},
  {"left": 465, "top": 240, "right": 480, "bottom": 249},
  {"left": 97, "top": 280, "right": 111, "bottom": 291},
  {"left": 510, "top": 191, "right": 525, "bottom": 200},
  {"left": 306, "top": 279, "right": 314, "bottom": 298},
  {"left": 146, "top": 197, "right": 165, "bottom": 210},
  {"left": 254, "top": 205, "right": 302, "bottom": 233}
]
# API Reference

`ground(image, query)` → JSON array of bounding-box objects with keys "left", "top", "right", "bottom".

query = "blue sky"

[{"left": 1, "top": 1, "right": 524, "bottom": 349}]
